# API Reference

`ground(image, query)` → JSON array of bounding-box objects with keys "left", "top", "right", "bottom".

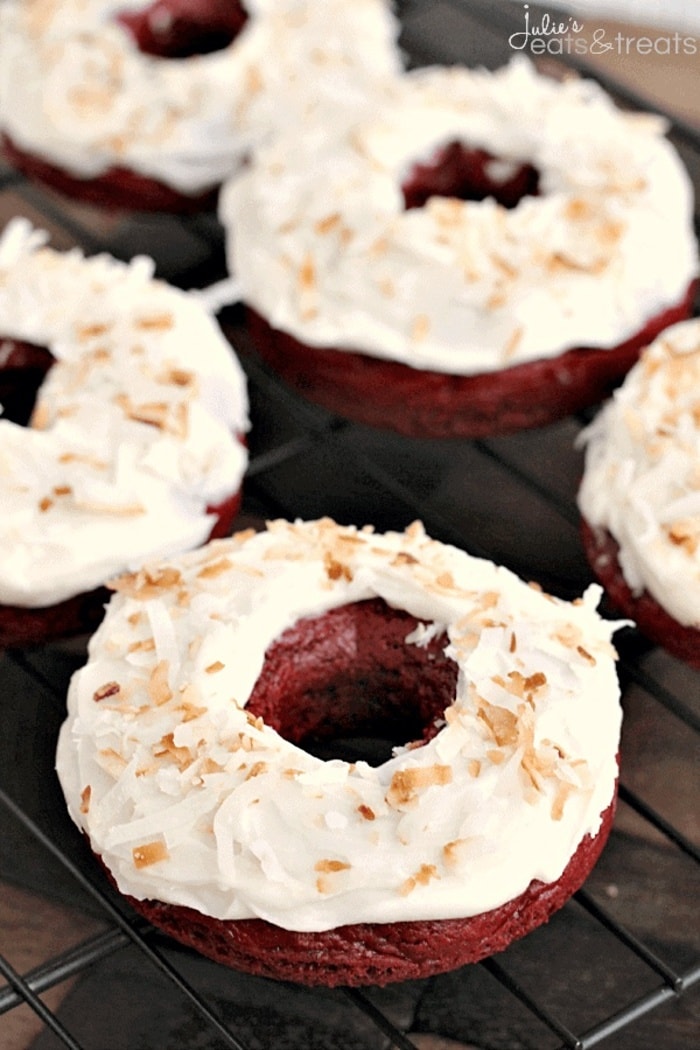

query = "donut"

[
  {"left": 0, "top": 219, "right": 249, "bottom": 647},
  {"left": 56, "top": 518, "right": 623, "bottom": 986},
  {"left": 578, "top": 319, "right": 700, "bottom": 668},
  {"left": 219, "top": 59, "right": 698, "bottom": 438},
  {"left": 0, "top": 0, "right": 401, "bottom": 211}
]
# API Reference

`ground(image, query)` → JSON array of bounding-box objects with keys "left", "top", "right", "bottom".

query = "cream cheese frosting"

[
  {"left": 56, "top": 518, "right": 622, "bottom": 932},
  {"left": 0, "top": 218, "right": 249, "bottom": 607},
  {"left": 0, "top": 0, "right": 401, "bottom": 196},
  {"left": 578, "top": 319, "right": 700, "bottom": 628},
  {"left": 220, "top": 58, "right": 697, "bottom": 374}
]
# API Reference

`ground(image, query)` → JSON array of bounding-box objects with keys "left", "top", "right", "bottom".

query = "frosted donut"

[
  {"left": 578, "top": 319, "right": 700, "bottom": 668},
  {"left": 57, "top": 518, "right": 623, "bottom": 986},
  {"left": 0, "top": 219, "right": 249, "bottom": 646},
  {"left": 220, "top": 59, "right": 698, "bottom": 437},
  {"left": 0, "top": 0, "right": 401, "bottom": 211}
]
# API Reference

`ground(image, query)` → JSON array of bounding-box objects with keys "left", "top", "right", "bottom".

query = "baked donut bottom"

[
  {"left": 2, "top": 134, "right": 218, "bottom": 214},
  {"left": 245, "top": 282, "right": 697, "bottom": 438},
  {"left": 580, "top": 518, "right": 700, "bottom": 669},
  {"left": 116, "top": 795, "right": 615, "bottom": 987},
  {"left": 99, "top": 597, "right": 617, "bottom": 986}
]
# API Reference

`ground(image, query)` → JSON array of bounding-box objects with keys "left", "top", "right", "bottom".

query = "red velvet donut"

[
  {"left": 57, "top": 521, "right": 623, "bottom": 986},
  {"left": 0, "top": 223, "right": 248, "bottom": 647}
]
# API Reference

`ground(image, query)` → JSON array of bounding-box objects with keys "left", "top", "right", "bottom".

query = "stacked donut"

[
  {"left": 0, "top": 0, "right": 401, "bottom": 210},
  {"left": 0, "top": 219, "right": 249, "bottom": 646},
  {"left": 57, "top": 518, "right": 623, "bottom": 985}
]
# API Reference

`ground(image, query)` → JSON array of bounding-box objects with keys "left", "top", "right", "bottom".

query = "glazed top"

[
  {"left": 221, "top": 59, "right": 697, "bottom": 374},
  {"left": 57, "top": 519, "right": 622, "bottom": 931},
  {"left": 578, "top": 319, "right": 700, "bottom": 628},
  {"left": 0, "top": 0, "right": 401, "bottom": 195},
  {"left": 0, "top": 219, "right": 249, "bottom": 607}
]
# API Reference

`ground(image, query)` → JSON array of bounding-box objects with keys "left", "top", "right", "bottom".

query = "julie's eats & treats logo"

[{"left": 508, "top": 4, "right": 698, "bottom": 56}]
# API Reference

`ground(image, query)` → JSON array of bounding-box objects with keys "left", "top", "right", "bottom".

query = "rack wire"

[{"left": 1, "top": 2, "right": 698, "bottom": 1048}]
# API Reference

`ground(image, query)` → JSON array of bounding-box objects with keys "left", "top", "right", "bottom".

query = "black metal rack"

[{"left": 1, "top": 3, "right": 698, "bottom": 1048}]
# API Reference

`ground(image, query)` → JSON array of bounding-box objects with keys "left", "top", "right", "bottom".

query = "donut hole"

[
  {"left": 402, "top": 140, "right": 540, "bottom": 211},
  {"left": 117, "top": 0, "right": 249, "bottom": 59},
  {"left": 0, "top": 339, "right": 54, "bottom": 427},
  {"left": 246, "top": 598, "right": 459, "bottom": 766}
]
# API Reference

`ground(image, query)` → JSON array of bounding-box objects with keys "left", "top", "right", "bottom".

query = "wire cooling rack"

[{"left": 0, "top": 2, "right": 699, "bottom": 1048}]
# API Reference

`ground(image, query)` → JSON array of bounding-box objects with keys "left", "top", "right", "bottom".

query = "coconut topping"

[
  {"left": 0, "top": 0, "right": 401, "bottom": 196},
  {"left": 578, "top": 319, "right": 700, "bottom": 628},
  {"left": 220, "top": 59, "right": 697, "bottom": 373},
  {"left": 57, "top": 519, "right": 622, "bottom": 932},
  {"left": 0, "top": 219, "right": 248, "bottom": 607}
]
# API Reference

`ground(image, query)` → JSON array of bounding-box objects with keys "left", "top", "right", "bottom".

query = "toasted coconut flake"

[
  {"left": 58, "top": 452, "right": 109, "bottom": 469},
  {"left": 75, "top": 321, "right": 110, "bottom": 340},
  {"left": 244, "top": 761, "right": 268, "bottom": 780},
  {"left": 30, "top": 403, "right": 50, "bottom": 430},
  {"left": 299, "top": 254, "right": 316, "bottom": 294},
  {"left": 386, "top": 765, "right": 452, "bottom": 809},
  {"left": 390, "top": 552, "right": 418, "bottom": 569},
  {"left": 667, "top": 519, "right": 698, "bottom": 556},
  {"left": 153, "top": 732, "right": 194, "bottom": 771},
  {"left": 38, "top": 496, "right": 53, "bottom": 513},
  {"left": 468, "top": 759, "right": 481, "bottom": 778},
  {"left": 201, "top": 757, "right": 224, "bottom": 775},
  {"left": 93, "top": 681, "right": 120, "bottom": 702},
  {"left": 197, "top": 558, "right": 233, "bottom": 579},
  {"left": 109, "top": 566, "right": 182, "bottom": 600},
  {"left": 552, "top": 782, "right": 575, "bottom": 821},
  {"left": 80, "top": 785, "right": 91, "bottom": 814},
  {"left": 323, "top": 552, "right": 353, "bottom": 582},
  {"left": 399, "top": 863, "right": 439, "bottom": 896},
  {"left": 357, "top": 804, "right": 376, "bottom": 821},
  {"left": 98, "top": 748, "right": 127, "bottom": 776},
  {"left": 136, "top": 313, "right": 174, "bottom": 331},
  {"left": 205, "top": 661, "right": 225, "bottom": 674},
  {"left": 478, "top": 702, "right": 519, "bottom": 747},
  {"left": 314, "top": 212, "right": 342, "bottom": 235},
  {"left": 442, "top": 839, "right": 467, "bottom": 868},
  {"left": 159, "top": 366, "right": 195, "bottom": 388},
  {"left": 411, "top": 314, "right": 431, "bottom": 342},
  {"left": 132, "top": 841, "right": 170, "bottom": 869},
  {"left": 314, "top": 859, "right": 351, "bottom": 873},
  {"left": 576, "top": 645, "right": 596, "bottom": 666},
  {"left": 148, "top": 660, "right": 173, "bottom": 706},
  {"left": 178, "top": 702, "right": 207, "bottom": 723}
]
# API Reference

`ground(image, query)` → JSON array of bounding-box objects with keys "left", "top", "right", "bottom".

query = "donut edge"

[
  {"left": 580, "top": 518, "right": 700, "bottom": 669},
  {"left": 243, "top": 282, "right": 697, "bottom": 439},
  {"left": 108, "top": 792, "right": 617, "bottom": 987}
]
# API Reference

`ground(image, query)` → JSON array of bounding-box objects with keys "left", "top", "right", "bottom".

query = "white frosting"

[
  {"left": 0, "top": 0, "right": 401, "bottom": 196},
  {"left": 578, "top": 319, "right": 700, "bottom": 628},
  {"left": 56, "top": 519, "right": 622, "bottom": 932},
  {"left": 220, "top": 59, "right": 697, "bottom": 374},
  {"left": 0, "top": 219, "right": 249, "bottom": 607}
]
